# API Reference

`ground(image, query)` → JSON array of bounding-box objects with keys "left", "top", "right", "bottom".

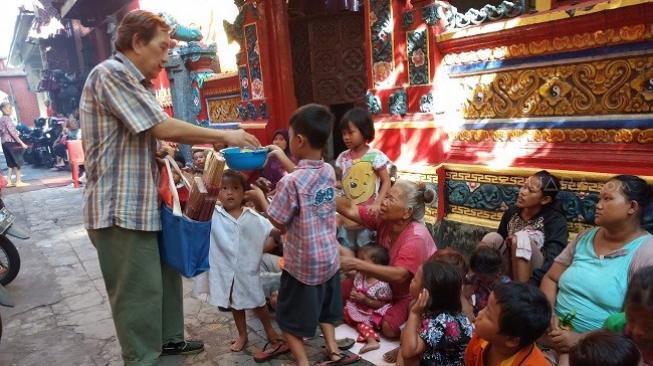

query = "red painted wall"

[{"left": 0, "top": 76, "right": 40, "bottom": 126}]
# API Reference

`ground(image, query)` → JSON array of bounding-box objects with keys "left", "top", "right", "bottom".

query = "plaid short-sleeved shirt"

[
  {"left": 267, "top": 160, "right": 340, "bottom": 285},
  {"left": 79, "top": 52, "right": 169, "bottom": 231}
]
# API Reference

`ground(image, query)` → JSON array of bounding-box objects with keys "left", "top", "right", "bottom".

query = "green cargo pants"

[{"left": 88, "top": 226, "right": 184, "bottom": 366}]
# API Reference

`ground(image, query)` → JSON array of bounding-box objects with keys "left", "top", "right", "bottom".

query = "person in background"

[
  {"left": 335, "top": 107, "right": 391, "bottom": 252},
  {"left": 569, "top": 331, "right": 641, "bottom": 366},
  {"left": 53, "top": 114, "right": 82, "bottom": 169},
  {"left": 463, "top": 246, "right": 511, "bottom": 318},
  {"left": 260, "top": 129, "right": 291, "bottom": 191},
  {"left": 490, "top": 171, "right": 568, "bottom": 285},
  {"left": 0, "top": 102, "right": 29, "bottom": 187}
]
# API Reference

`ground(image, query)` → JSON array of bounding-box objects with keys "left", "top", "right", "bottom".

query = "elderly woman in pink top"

[{"left": 337, "top": 180, "right": 437, "bottom": 342}]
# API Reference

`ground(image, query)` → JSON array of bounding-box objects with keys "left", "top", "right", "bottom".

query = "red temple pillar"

[{"left": 264, "top": 0, "right": 297, "bottom": 135}]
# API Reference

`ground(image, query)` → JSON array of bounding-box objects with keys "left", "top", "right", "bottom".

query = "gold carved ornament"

[
  {"left": 459, "top": 55, "right": 653, "bottom": 119},
  {"left": 207, "top": 96, "right": 240, "bottom": 123},
  {"left": 451, "top": 128, "right": 653, "bottom": 144},
  {"left": 443, "top": 24, "right": 652, "bottom": 65}
]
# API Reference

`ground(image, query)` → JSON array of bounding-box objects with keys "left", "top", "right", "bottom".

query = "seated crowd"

[{"left": 165, "top": 104, "right": 652, "bottom": 366}]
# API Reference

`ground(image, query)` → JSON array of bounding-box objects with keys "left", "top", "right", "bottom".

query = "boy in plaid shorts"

[{"left": 248, "top": 104, "right": 359, "bottom": 366}]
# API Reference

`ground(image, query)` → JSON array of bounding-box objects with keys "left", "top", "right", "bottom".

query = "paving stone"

[{"left": 0, "top": 170, "right": 373, "bottom": 366}]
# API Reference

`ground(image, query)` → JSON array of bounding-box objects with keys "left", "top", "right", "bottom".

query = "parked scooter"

[
  {"left": 0, "top": 283, "right": 14, "bottom": 342},
  {"left": 22, "top": 118, "right": 64, "bottom": 168},
  {"left": 0, "top": 196, "right": 27, "bottom": 286}
]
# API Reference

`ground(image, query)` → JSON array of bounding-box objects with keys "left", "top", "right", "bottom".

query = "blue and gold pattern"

[
  {"left": 407, "top": 29, "right": 429, "bottom": 85},
  {"left": 402, "top": 9, "right": 414, "bottom": 29},
  {"left": 369, "top": 0, "right": 394, "bottom": 87},
  {"left": 238, "top": 66, "right": 250, "bottom": 101},
  {"left": 443, "top": 170, "right": 653, "bottom": 233},
  {"left": 367, "top": 90, "right": 382, "bottom": 114},
  {"left": 389, "top": 88, "right": 408, "bottom": 116},
  {"left": 244, "top": 24, "right": 264, "bottom": 100}
]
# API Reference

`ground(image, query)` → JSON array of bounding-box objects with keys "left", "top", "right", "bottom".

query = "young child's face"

[
  {"left": 341, "top": 121, "right": 365, "bottom": 149},
  {"left": 409, "top": 265, "right": 424, "bottom": 299},
  {"left": 193, "top": 152, "right": 206, "bottom": 170},
  {"left": 272, "top": 133, "right": 288, "bottom": 152},
  {"left": 218, "top": 177, "right": 245, "bottom": 211},
  {"left": 474, "top": 292, "right": 504, "bottom": 343},
  {"left": 625, "top": 304, "right": 653, "bottom": 363}
]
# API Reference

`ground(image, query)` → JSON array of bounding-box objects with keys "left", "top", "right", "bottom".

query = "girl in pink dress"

[{"left": 344, "top": 245, "right": 393, "bottom": 353}]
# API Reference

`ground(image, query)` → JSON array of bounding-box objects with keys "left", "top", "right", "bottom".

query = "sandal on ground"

[
  {"left": 6, "top": 182, "right": 15, "bottom": 187},
  {"left": 15, "top": 182, "right": 30, "bottom": 187},
  {"left": 253, "top": 340, "right": 290, "bottom": 363},
  {"left": 336, "top": 338, "right": 355, "bottom": 351},
  {"left": 314, "top": 352, "right": 361, "bottom": 366}
]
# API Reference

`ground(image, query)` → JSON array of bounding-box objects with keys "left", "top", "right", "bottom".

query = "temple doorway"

[{"left": 288, "top": 2, "right": 368, "bottom": 162}]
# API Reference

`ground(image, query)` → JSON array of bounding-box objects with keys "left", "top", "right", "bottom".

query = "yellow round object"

[{"left": 342, "top": 160, "right": 376, "bottom": 205}]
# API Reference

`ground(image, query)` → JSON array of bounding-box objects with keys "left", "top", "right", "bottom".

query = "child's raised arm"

[
  {"left": 336, "top": 196, "right": 364, "bottom": 226},
  {"left": 245, "top": 184, "right": 287, "bottom": 233},
  {"left": 267, "top": 145, "right": 296, "bottom": 173},
  {"left": 401, "top": 289, "right": 429, "bottom": 359}
]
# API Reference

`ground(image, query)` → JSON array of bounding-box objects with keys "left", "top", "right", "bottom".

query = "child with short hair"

[
  {"left": 199, "top": 170, "right": 287, "bottom": 356},
  {"left": 464, "top": 246, "right": 511, "bottom": 317},
  {"left": 191, "top": 148, "right": 208, "bottom": 174},
  {"left": 603, "top": 265, "right": 653, "bottom": 365},
  {"left": 343, "top": 245, "right": 393, "bottom": 354},
  {"left": 335, "top": 107, "right": 391, "bottom": 251},
  {"left": 247, "top": 104, "right": 360, "bottom": 366},
  {"left": 401, "top": 261, "right": 474, "bottom": 366},
  {"left": 569, "top": 331, "right": 641, "bottom": 366},
  {"left": 465, "top": 282, "right": 552, "bottom": 366}
]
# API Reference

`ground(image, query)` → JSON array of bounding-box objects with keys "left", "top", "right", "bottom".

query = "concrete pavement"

[{"left": 0, "top": 166, "right": 371, "bottom": 366}]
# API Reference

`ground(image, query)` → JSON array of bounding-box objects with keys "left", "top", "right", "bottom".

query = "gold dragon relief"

[{"left": 459, "top": 55, "right": 653, "bottom": 118}]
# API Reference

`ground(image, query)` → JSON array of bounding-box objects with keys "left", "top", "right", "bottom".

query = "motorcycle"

[
  {"left": 0, "top": 196, "right": 27, "bottom": 286},
  {"left": 22, "top": 118, "right": 64, "bottom": 168},
  {"left": 0, "top": 283, "right": 14, "bottom": 342},
  {"left": 0, "top": 194, "right": 26, "bottom": 343}
]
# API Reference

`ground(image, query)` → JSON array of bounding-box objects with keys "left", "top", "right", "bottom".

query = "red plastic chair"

[{"left": 66, "top": 140, "right": 85, "bottom": 188}]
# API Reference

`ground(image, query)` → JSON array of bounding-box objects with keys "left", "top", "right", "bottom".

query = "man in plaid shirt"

[
  {"left": 79, "top": 10, "right": 258, "bottom": 366},
  {"left": 248, "top": 105, "right": 359, "bottom": 366}
]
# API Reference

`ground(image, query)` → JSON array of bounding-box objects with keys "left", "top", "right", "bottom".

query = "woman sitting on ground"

[
  {"left": 336, "top": 180, "right": 437, "bottom": 344},
  {"left": 540, "top": 175, "right": 653, "bottom": 365},
  {"left": 483, "top": 170, "right": 568, "bottom": 285}
]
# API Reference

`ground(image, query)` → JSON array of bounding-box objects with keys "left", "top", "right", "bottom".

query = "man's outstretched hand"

[{"left": 218, "top": 129, "right": 260, "bottom": 150}]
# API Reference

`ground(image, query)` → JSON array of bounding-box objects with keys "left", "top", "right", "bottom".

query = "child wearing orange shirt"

[{"left": 465, "top": 282, "right": 551, "bottom": 366}]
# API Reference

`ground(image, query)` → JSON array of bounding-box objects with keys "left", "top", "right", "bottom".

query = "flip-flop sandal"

[
  {"left": 314, "top": 352, "right": 361, "bottom": 366},
  {"left": 336, "top": 338, "right": 355, "bottom": 351},
  {"left": 253, "top": 340, "right": 290, "bottom": 363}
]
